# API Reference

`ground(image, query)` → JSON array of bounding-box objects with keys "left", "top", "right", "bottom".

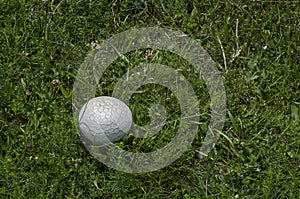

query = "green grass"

[{"left": 1, "top": 0, "right": 299, "bottom": 198}]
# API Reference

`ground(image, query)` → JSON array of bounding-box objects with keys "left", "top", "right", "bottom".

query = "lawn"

[{"left": 0, "top": 0, "right": 299, "bottom": 198}]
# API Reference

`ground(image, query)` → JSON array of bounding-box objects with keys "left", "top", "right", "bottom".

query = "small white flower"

[
  {"left": 52, "top": 79, "right": 60, "bottom": 85},
  {"left": 91, "top": 41, "right": 101, "bottom": 50}
]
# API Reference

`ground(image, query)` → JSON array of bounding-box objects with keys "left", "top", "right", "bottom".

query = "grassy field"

[{"left": 1, "top": 0, "right": 299, "bottom": 198}]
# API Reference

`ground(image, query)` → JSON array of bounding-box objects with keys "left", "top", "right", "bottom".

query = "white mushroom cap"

[{"left": 78, "top": 96, "right": 132, "bottom": 146}]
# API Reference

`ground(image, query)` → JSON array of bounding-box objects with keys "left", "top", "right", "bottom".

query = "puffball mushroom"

[{"left": 78, "top": 96, "right": 132, "bottom": 146}]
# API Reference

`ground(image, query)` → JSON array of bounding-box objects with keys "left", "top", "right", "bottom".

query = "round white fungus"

[{"left": 78, "top": 96, "right": 132, "bottom": 146}]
